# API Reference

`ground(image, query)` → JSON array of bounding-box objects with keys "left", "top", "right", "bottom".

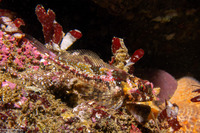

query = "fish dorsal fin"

[
  {"left": 25, "top": 34, "right": 114, "bottom": 69},
  {"left": 59, "top": 49, "right": 114, "bottom": 69},
  {"left": 25, "top": 34, "right": 57, "bottom": 57}
]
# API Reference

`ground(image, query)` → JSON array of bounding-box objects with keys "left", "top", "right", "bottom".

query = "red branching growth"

[
  {"left": 112, "top": 37, "right": 122, "bottom": 54},
  {"left": 129, "top": 124, "right": 142, "bottom": 133},
  {"left": 52, "top": 23, "right": 63, "bottom": 44},
  {"left": 192, "top": 88, "right": 200, "bottom": 93},
  {"left": 35, "top": 5, "right": 63, "bottom": 44},
  {"left": 109, "top": 56, "right": 115, "bottom": 65},
  {"left": 130, "top": 49, "right": 144, "bottom": 63},
  {"left": 191, "top": 88, "right": 200, "bottom": 102},
  {"left": 69, "top": 29, "right": 82, "bottom": 39},
  {"left": 191, "top": 95, "right": 200, "bottom": 102},
  {"left": 158, "top": 101, "right": 181, "bottom": 132},
  {"left": 13, "top": 18, "right": 25, "bottom": 28},
  {"left": 35, "top": 4, "right": 55, "bottom": 43},
  {"left": 0, "top": 16, "right": 25, "bottom": 33}
]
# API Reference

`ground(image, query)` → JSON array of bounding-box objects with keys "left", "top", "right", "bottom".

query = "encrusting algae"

[
  {"left": 170, "top": 77, "right": 200, "bottom": 132},
  {"left": 0, "top": 4, "right": 199, "bottom": 133}
]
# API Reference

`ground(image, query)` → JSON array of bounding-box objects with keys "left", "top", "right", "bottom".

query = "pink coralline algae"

[
  {"left": 0, "top": 4, "right": 181, "bottom": 132},
  {"left": 2, "top": 81, "right": 16, "bottom": 90},
  {"left": 0, "top": 29, "right": 43, "bottom": 69}
]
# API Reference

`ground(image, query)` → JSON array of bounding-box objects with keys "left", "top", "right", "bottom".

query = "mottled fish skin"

[
  {"left": 25, "top": 35, "right": 155, "bottom": 109},
  {"left": 170, "top": 77, "right": 200, "bottom": 132}
]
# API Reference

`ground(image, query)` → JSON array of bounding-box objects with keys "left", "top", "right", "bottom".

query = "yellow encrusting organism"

[{"left": 170, "top": 77, "right": 200, "bottom": 132}]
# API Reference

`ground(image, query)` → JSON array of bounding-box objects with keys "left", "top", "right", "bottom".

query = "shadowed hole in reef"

[
  {"left": 48, "top": 85, "right": 78, "bottom": 108},
  {"left": 137, "top": 124, "right": 152, "bottom": 133}
]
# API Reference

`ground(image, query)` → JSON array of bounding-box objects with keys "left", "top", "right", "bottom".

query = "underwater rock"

[
  {"left": 0, "top": 6, "right": 147, "bottom": 132},
  {"left": 1, "top": 4, "right": 191, "bottom": 132}
]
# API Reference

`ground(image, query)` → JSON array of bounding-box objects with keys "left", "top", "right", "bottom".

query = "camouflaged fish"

[{"left": 25, "top": 33, "right": 159, "bottom": 113}]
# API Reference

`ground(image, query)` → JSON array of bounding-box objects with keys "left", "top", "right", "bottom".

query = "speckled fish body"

[{"left": 27, "top": 35, "right": 154, "bottom": 109}]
